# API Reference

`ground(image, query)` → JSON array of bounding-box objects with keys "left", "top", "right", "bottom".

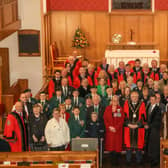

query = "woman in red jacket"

[{"left": 103, "top": 95, "right": 124, "bottom": 165}]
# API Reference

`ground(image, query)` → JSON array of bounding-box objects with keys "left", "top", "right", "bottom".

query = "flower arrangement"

[
  {"left": 112, "top": 33, "right": 122, "bottom": 44},
  {"left": 72, "top": 28, "right": 89, "bottom": 49}
]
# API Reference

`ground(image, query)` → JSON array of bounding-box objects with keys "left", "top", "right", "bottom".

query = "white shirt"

[
  {"left": 151, "top": 104, "right": 156, "bottom": 112},
  {"left": 75, "top": 115, "right": 80, "bottom": 120},
  {"left": 45, "top": 117, "right": 70, "bottom": 147}
]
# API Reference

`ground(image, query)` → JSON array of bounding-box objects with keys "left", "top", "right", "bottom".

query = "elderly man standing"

[
  {"left": 3, "top": 101, "right": 28, "bottom": 152},
  {"left": 123, "top": 91, "right": 146, "bottom": 166}
]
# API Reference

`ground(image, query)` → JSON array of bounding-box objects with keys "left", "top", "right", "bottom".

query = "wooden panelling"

[
  {"left": 80, "top": 13, "right": 96, "bottom": 60},
  {"left": 0, "top": 48, "right": 10, "bottom": 94},
  {"left": 110, "top": 16, "right": 125, "bottom": 42},
  {"left": 50, "top": 12, "right": 66, "bottom": 56},
  {"left": 3, "top": 3, "right": 13, "bottom": 26},
  {"left": 139, "top": 15, "right": 154, "bottom": 42},
  {"left": 1, "top": 94, "right": 14, "bottom": 114},
  {"left": 0, "top": 0, "right": 20, "bottom": 40},
  {"left": 154, "top": 12, "right": 168, "bottom": 60},
  {"left": 66, "top": 12, "right": 81, "bottom": 54},
  {"left": 125, "top": 16, "right": 139, "bottom": 42},
  {"left": 47, "top": 11, "right": 168, "bottom": 63},
  {"left": 95, "top": 13, "right": 109, "bottom": 60}
]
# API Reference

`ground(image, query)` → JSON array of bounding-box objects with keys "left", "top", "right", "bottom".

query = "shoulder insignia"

[{"left": 7, "top": 120, "right": 11, "bottom": 126}]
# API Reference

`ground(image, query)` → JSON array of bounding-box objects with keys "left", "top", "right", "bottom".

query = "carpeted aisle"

[{"left": 102, "top": 153, "right": 160, "bottom": 168}]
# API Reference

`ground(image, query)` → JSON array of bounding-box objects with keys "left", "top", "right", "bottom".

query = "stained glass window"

[{"left": 112, "top": 0, "right": 151, "bottom": 9}]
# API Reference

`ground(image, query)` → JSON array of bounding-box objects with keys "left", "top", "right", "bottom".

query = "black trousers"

[
  {"left": 148, "top": 128, "right": 160, "bottom": 164},
  {"left": 50, "top": 145, "right": 66, "bottom": 151}
]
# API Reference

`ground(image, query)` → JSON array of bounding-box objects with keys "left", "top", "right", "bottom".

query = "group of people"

[{"left": 3, "top": 51, "right": 168, "bottom": 167}]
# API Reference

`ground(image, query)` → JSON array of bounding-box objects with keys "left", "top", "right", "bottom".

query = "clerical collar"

[
  {"left": 152, "top": 68, "right": 157, "bottom": 71},
  {"left": 132, "top": 102, "right": 137, "bottom": 105},
  {"left": 135, "top": 67, "right": 140, "bottom": 71}
]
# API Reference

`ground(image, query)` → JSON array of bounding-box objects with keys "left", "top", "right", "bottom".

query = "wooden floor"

[{"left": 102, "top": 153, "right": 160, "bottom": 168}]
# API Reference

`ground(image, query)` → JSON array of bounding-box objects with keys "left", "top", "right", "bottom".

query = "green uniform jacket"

[{"left": 68, "top": 115, "right": 86, "bottom": 139}]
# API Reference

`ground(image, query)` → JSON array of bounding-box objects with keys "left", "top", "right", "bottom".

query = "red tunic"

[
  {"left": 149, "top": 68, "right": 160, "bottom": 81},
  {"left": 3, "top": 112, "right": 27, "bottom": 152},
  {"left": 65, "top": 59, "right": 82, "bottom": 78},
  {"left": 123, "top": 100, "right": 146, "bottom": 150},
  {"left": 131, "top": 67, "right": 144, "bottom": 84},
  {"left": 48, "top": 80, "right": 55, "bottom": 99},
  {"left": 114, "top": 68, "right": 126, "bottom": 84},
  {"left": 103, "top": 105, "right": 124, "bottom": 152}
]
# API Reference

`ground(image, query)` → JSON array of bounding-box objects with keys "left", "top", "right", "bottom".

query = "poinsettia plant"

[{"left": 72, "top": 28, "right": 89, "bottom": 49}]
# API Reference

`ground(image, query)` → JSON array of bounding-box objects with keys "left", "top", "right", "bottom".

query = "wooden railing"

[
  {"left": 0, "top": 151, "right": 98, "bottom": 168},
  {"left": 0, "top": 79, "right": 28, "bottom": 132},
  {"left": 35, "top": 80, "right": 49, "bottom": 100}
]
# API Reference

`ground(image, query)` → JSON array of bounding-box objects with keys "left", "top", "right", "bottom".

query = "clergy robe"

[
  {"left": 3, "top": 111, "right": 28, "bottom": 152},
  {"left": 148, "top": 68, "right": 161, "bottom": 81},
  {"left": 114, "top": 68, "right": 126, "bottom": 83},
  {"left": 131, "top": 67, "right": 144, "bottom": 84},
  {"left": 123, "top": 100, "right": 146, "bottom": 150},
  {"left": 103, "top": 105, "right": 124, "bottom": 152},
  {"left": 65, "top": 58, "right": 82, "bottom": 75}
]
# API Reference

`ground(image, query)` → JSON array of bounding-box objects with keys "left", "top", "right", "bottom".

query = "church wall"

[
  {"left": 0, "top": 0, "right": 42, "bottom": 96},
  {"left": 48, "top": 11, "right": 168, "bottom": 64}
]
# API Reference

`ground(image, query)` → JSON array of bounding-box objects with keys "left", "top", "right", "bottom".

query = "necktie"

[
  {"left": 95, "top": 106, "right": 98, "bottom": 113},
  {"left": 64, "top": 87, "right": 67, "bottom": 96},
  {"left": 74, "top": 98, "right": 78, "bottom": 106},
  {"left": 41, "top": 101, "right": 44, "bottom": 106}
]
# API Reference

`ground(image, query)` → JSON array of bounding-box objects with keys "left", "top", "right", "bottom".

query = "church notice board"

[{"left": 18, "top": 30, "right": 40, "bottom": 57}]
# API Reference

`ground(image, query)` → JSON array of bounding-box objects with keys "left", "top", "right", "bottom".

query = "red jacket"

[{"left": 104, "top": 105, "right": 124, "bottom": 152}]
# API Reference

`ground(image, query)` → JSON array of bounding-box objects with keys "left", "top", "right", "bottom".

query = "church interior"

[{"left": 0, "top": 0, "right": 168, "bottom": 168}]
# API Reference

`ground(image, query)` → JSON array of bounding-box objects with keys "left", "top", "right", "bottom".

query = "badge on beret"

[{"left": 7, "top": 120, "right": 11, "bottom": 126}]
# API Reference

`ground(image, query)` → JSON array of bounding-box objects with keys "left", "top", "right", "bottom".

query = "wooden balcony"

[{"left": 0, "top": 0, "right": 21, "bottom": 41}]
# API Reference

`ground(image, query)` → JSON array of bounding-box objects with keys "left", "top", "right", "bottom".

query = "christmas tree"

[{"left": 72, "top": 28, "right": 89, "bottom": 49}]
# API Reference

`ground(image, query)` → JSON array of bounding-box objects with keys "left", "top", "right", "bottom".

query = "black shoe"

[
  {"left": 150, "top": 161, "right": 159, "bottom": 167},
  {"left": 126, "top": 161, "right": 131, "bottom": 167}
]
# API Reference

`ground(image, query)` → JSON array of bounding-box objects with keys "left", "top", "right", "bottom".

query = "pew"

[
  {"left": 160, "top": 139, "right": 168, "bottom": 168},
  {"left": 0, "top": 151, "right": 98, "bottom": 168}
]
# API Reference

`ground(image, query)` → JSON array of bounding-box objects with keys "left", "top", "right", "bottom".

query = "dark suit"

[
  {"left": 147, "top": 104, "right": 161, "bottom": 166},
  {"left": 61, "top": 86, "right": 73, "bottom": 98},
  {"left": 37, "top": 100, "right": 50, "bottom": 118},
  {"left": 78, "top": 86, "right": 90, "bottom": 98},
  {"left": 86, "top": 104, "right": 105, "bottom": 121},
  {"left": 22, "top": 102, "right": 33, "bottom": 121}
]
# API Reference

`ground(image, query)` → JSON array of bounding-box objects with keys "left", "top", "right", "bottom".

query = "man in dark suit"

[
  {"left": 87, "top": 95, "right": 105, "bottom": 121},
  {"left": 145, "top": 95, "right": 161, "bottom": 167},
  {"left": 78, "top": 78, "right": 90, "bottom": 98},
  {"left": 37, "top": 91, "right": 50, "bottom": 118},
  {"left": 71, "top": 89, "right": 85, "bottom": 108},
  {"left": 48, "top": 88, "right": 64, "bottom": 118},
  {"left": 61, "top": 77, "right": 73, "bottom": 98},
  {"left": 24, "top": 88, "right": 37, "bottom": 105},
  {"left": 48, "top": 70, "right": 61, "bottom": 99},
  {"left": 19, "top": 92, "right": 33, "bottom": 121}
]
